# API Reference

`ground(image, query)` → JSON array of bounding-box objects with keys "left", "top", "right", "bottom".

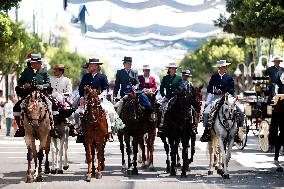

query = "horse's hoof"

[
  {"left": 35, "top": 175, "right": 43, "bottom": 182},
  {"left": 63, "top": 165, "right": 69, "bottom": 170},
  {"left": 95, "top": 172, "right": 102, "bottom": 179},
  {"left": 26, "top": 176, "right": 33, "bottom": 183},
  {"left": 217, "top": 169, "right": 224, "bottom": 176},
  {"left": 57, "top": 170, "right": 63, "bottom": 174},
  {"left": 223, "top": 174, "right": 230, "bottom": 179},
  {"left": 188, "top": 158, "right": 193, "bottom": 164},
  {"left": 170, "top": 169, "right": 176, "bottom": 176},
  {"left": 85, "top": 175, "right": 91, "bottom": 182},
  {"left": 125, "top": 169, "right": 132, "bottom": 176},
  {"left": 208, "top": 170, "right": 213, "bottom": 175},
  {"left": 181, "top": 172, "right": 187, "bottom": 178},
  {"left": 176, "top": 163, "right": 181, "bottom": 168},
  {"left": 276, "top": 167, "right": 284, "bottom": 172},
  {"left": 141, "top": 164, "right": 147, "bottom": 169},
  {"left": 149, "top": 166, "right": 156, "bottom": 172},
  {"left": 51, "top": 169, "right": 57, "bottom": 174},
  {"left": 44, "top": 168, "right": 50, "bottom": 174},
  {"left": 166, "top": 166, "right": 171, "bottom": 173},
  {"left": 132, "top": 168, "right": 138, "bottom": 175}
]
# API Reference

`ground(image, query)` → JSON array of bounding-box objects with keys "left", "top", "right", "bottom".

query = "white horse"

[
  {"left": 50, "top": 93, "right": 71, "bottom": 174},
  {"left": 208, "top": 94, "right": 238, "bottom": 179}
]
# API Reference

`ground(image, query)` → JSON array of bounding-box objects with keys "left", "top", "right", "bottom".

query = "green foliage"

[
  {"left": 0, "top": 0, "right": 22, "bottom": 11},
  {"left": 48, "top": 45, "right": 86, "bottom": 87},
  {"left": 214, "top": 0, "right": 284, "bottom": 38},
  {"left": 0, "top": 13, "right": 45, "bottom": 75},
  {"left": 179, "top": 37, "right": 245, "bottom": 85}
]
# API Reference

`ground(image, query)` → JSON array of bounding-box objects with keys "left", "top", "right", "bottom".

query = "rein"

[{"left": 24, "top": 100, "right": 47, "bottom": 126}]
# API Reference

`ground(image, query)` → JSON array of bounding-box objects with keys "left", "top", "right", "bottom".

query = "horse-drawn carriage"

[{"left": 236, "top": 77, "right": 274, "bottom": 152}]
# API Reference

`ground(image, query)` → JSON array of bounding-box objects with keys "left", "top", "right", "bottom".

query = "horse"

[
  {"left": 138, "top": 92, "right": 159, "bottom": 170},
  {"left": 117, "top": 91, "right": 157, "bottom": 175},
  {"left": 269, "top": 98, "right": 284, "bottom": 172},
  {"left": 82, "top": 86, "right": 108, "bottom": 181},
  {"left": 207, "top": 94, "right": 238, "bottom": 179},
  {"left": 163, "top": 88, "right": 201, "bottom": 177},
  {"left": 21, "top": 91, "right": 52, "bottom": 183},
  {"left": 158, "top": 86, "right": 202, "bottom": 173}
]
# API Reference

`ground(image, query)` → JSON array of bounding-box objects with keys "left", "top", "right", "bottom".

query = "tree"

[
  {"left": 0, "top": 0, "right": 22, "bottom": 12},
  {"left": 214, "top": 0, "right": 284, "bottom": 38},
  {"left": 180, "top": 37, "right": 245, "bottom": 85}
]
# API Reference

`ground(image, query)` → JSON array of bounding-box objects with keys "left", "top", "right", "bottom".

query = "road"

[{"left": 0, "top": 126, "right": 283, "bottom": 189}]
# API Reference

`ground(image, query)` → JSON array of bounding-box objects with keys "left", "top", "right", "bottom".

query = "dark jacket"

[
  {"left": 79, "top": 72, "right": 109, "bottom": 97},
  {"left": 113, "top": 69, "right": 138, "bottom": 97},
  {"left": 207, "top": 73, "right": 234, "bottom": 95},
  {"left": 160, "top": 74, "right": 182, "bottom": 99}
]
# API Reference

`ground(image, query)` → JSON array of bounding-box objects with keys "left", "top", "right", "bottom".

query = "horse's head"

[
  {"left": 24, "top": 91, "right": 47, "bottom": 126},
  {"left": 191, "top": 85, "right": 203, "bottom": 106},
  {"left": 219, "top": 93, "right": 237, "bottom": 128},
  {"left": 84, "top": 86, "right": 101, "bottom": 123}
]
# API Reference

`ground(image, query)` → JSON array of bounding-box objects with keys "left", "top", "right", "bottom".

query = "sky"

[{"left": 9, "top": 0, "right": 226, "bottom": 77}]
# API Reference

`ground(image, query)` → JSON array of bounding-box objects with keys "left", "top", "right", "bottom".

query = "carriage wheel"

[
  {"left": 235, "top": 116, "right": 248, "bottom": 150},
  {"left": 258, "top": 120, "right": 270, "bottom": 153}
]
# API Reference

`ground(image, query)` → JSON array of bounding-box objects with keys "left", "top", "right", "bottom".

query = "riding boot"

[
  {"left": 14, "top": 116, "right": 25, "bottom": 137},
  {"left": 200, "top": 113, "right": 211, "bottom": 142}
]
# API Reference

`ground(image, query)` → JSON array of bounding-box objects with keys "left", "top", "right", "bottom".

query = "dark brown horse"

[
  {"left": 118, "top": 91, "right": 157, "bottom": 175},
  {"left": 269, "top": 98, "right": 284, "bottom": 172},
  {"left": 162, "top": 88, "right": 201, "bottom": 178},
  {"left": 82, "top": 86, "right": 108, "bottom": 181}
]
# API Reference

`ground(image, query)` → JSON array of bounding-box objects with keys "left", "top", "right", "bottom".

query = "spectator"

[
  {"left": 0, "top": 90, "right": 5, "bottom": 129},
  {"left": 4, "top": 96, "right": 14, "bottom": 136}
]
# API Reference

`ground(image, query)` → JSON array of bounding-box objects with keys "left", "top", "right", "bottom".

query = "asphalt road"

[{"left": 0, "top": 126, "right": 283, "bottom": 189}]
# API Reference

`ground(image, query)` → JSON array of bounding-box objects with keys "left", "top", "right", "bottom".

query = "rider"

[
  {"left": 138, "top": 65, "right": 158, "bottom": 121},
  {"left": 264, "top": 56, "right": 284, "bottom": 99},
  {"left": 50, "top": 64, "right": 74, "bottom": 135},
  {"left": 180, "top": 70, "right": 193, "bottom": 90},
  {"left": 113, "top": 56, "right": 139, "bottom": 102},
  {"left": 75, "top": 58, "right": 111, "bottom": 139},
  {"left": 200, "top": 60, "right": 244, "bottom": 142},
  {"left": 13, "top": 54, "right": 56, "bottom": 137},
  {"left": 157, "top": 63, "right": 182, "bottom": 137}
]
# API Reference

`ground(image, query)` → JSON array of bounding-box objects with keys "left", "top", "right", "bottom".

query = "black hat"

[
  {"left": 122, "top": 56, "right": 132, "bottom": 62},
  {"left": 88, "top": 58, "right": 103, "bottom": 65}
]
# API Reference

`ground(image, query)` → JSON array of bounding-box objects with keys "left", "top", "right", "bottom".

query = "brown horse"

[
  {"left": 21, "top": 91, "right": 52, "bottom": 183},
  {"left": 138, "top": 92, "right": 159, "bottom": 170},
  {"left": 118, "top": 91, "right": 157, "bottom": 175},
  {"left": 82, "top": 86, "right": 108, "bottom": 181}
]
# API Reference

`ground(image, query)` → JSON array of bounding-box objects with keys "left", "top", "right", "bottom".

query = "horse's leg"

[
  {"left": 131, "top": 137, "right": 139, "bottom": 175},
  {"left": 125, "top": 135, "right": 132, "bottom": 169},
  {"left": 274, "top": 144, "right": 283, "bottom": 172},
  {"left": 63, "top": 132, "right": 69, "bottom": 170},
  {"left": 36, "top": 148, "right": 44, "bottom": 182},
  {"left": 26, "top": 146, "right": 34, "bottom": 183},
  {"left": 208, "top": 141, "right": 214, "bottom": 175},
  {"left": 181, "top": 137, "right": 189, "bottom": 178},
  {"left": 57, "top": 137, "right": 64, "bottom": 174},
  {"left": 118, "top": 131, "right": 126, "bottom": 171},
  {"left": 218, "top": 137, "right": 226, "bottom": 178},
  {"left": 31, "top": 140, "right": 38, "bottom": 179},
  {"left": 139, "top": 137, "right": 147, "bottom": 168},
  {"left": 44, "top": 137, "right": 51, "bottom": 174},
  {"left": 85, "top": 143, "right": 92, "bottom": 182},
  {"left": 51, "top": 138, "right": 57, "bottom": 174},
  {"left": 161, "top": 136, "right": 170, "bottom": 173},
  {"left": 96, "top": 144, "right": 104, "bottom": 179},
  {"left": 91, "top": 144, "right": 96, "bottom": 176},
  {"left": 148, "top": 131, "right": 156, "bottom": 170},
  {"left": 189, "top": 132, "right": 196, "bottom": 164},
  {"left": 169, "top": 138, "right": 177, "bottom": 176}
]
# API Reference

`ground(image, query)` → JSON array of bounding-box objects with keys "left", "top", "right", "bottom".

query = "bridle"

[
  {"left": 217, "top": 101, "right": 237, "bottom": 131},
  {"left": 24, "top": 97, "right": 47, "bottom": 126}
]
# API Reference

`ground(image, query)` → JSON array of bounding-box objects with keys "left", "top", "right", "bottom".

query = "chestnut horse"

[{"left": 82, "top": 86, "right": 108, "bottom": 181}]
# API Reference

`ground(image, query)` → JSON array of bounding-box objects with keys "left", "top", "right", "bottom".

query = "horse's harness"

[
  {"left": 217, "top": 103, "right": 237, "bottom": 131},
  {"left": 23, "top": 98, "right": 48, "bottom": 127},
  {"left": 85, "top": 93, "right": 104, "bottom": 125}
]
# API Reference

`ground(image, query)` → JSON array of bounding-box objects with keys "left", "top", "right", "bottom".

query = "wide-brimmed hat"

[
  {"left": 30, "top": 54, "right": 42, "bottom": 63},
  {"left": 52, "top": 64, "right": 68, "bottom": 70},
  {"left": 143, "top": 65, "right": 150, "bottom": 70},
  {"left": 214, "top": 60, "right": 231, "bottom": 68},
  {"left": 181, "top": 70, "right": 192, "bottom": 77},
  {"left": 272, "top": 55, "right": 283, "bottom": 62},
  {"left": 122, "top": 56, "right": 132, "bottom": 62},
  {"left": 166, "top": 63, "right": 178, "bottom": 68},
  {"left": 88, "top": 58, "right": 103, "bottom": 65}
]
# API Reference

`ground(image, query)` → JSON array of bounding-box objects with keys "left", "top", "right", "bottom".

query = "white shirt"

[
  {"left": 144, "top": 76, "right": 150, "bottom": 83},
  {"left": 4, "top": 100, "right": 14, "bottom": 119},
  {"left": 50, "top": 75, "right": 72, "bottom": 95},
  {"left": 0, "top": 97, "right": 5, "bottom": 116}
]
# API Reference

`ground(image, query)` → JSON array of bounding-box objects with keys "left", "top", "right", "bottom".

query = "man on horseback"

[
  {"left": 265, "top": 56, "right": 284, "bottom": 98},
  {"left": 137, "top": 65, "right": 157, "bottom": 121},
  {"left": 200, "top": 60, "right": 244, "bottom": 142},
  {"left": 180, "top": 70, "right": 193, "bottom": 91},
  {"left": 157, "top": 63, "right": 182, "bottom": 137},
  {"left": 14, "top": 54, "right": 56, "bottom": 137},
  {"left": 75, "top": 58, "right": 112, "bottom": 140}
]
